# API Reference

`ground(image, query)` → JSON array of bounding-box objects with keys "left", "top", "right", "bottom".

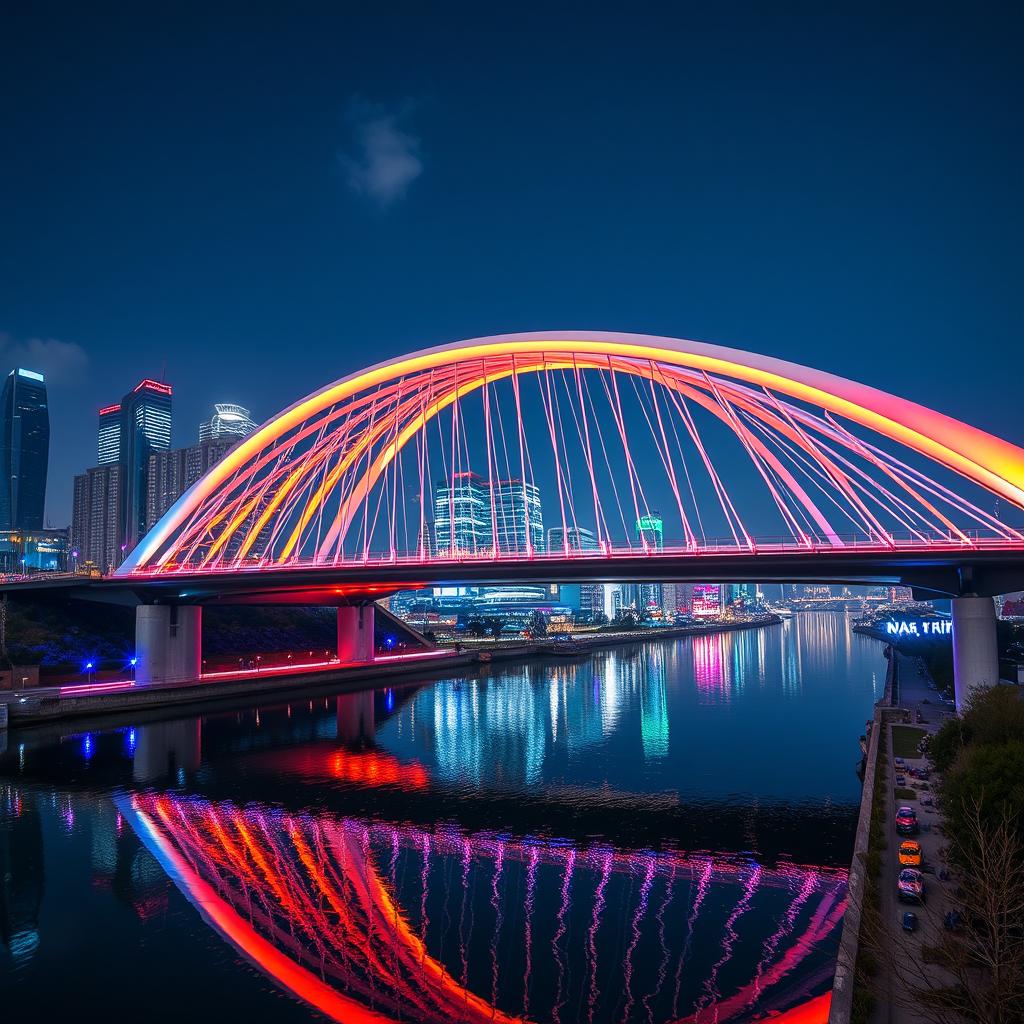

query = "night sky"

[{"left": 1, "top": 4, "right": 1021, "bottom": 526}]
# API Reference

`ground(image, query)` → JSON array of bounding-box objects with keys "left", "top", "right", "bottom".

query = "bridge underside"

[{"left": 7, "top": 547, "right": 1024, "bottom": 607}]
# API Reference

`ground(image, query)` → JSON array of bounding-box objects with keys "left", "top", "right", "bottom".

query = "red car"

[{"left": 895, "top": 806, "right": 918, "bottom": 835}]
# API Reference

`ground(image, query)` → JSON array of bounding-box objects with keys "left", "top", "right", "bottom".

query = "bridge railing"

[{"left": 102, "top": 528, "right": 1024, "bottom": 578}]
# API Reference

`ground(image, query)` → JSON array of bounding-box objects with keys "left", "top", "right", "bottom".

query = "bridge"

[{"left": 6, "top": 332, "right": 1024, "bottom": 706}]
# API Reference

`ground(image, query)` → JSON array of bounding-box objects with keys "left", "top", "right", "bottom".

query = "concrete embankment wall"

[
  {"left": 8, "top": 651, "right": 479, "bottom": 724},
  {"left": 828, "top": 647, "right": 894, "bottom": 1024}
]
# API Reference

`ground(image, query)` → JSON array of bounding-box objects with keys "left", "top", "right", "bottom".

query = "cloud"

[
  {"left": 0, "top": 332, "right": 90, "bottom": 385},
  {"left": 337, "top": 102, "right": 423, "bottom": 207}
]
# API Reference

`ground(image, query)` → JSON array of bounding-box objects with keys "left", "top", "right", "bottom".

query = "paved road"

[{"left": 874, "top": 652, "right": 958, "bottom": 1022}]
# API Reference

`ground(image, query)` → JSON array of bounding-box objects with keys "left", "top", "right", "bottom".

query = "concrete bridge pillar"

[
  {"left": 135, "top": 604, "right": 202, "bottom": 685},
  {"left": 337, "top": 603, "right": 375, "bottom": 664},
  {"left": 952, "top": 596, "right": 999, "bottom": 713}
]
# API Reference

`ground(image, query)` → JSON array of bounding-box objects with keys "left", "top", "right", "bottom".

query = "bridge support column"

[
  {"left": 337, "top": 604, "right": 375, "bottom": 664},
  {"left": 135, "top": 605, "right": 202, "bottom": 685},
  {"left": 952, "top": 596, "right": 999, "bottom": 713}
]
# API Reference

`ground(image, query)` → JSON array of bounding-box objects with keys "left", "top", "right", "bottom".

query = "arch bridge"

[{"left": 12, "top": 332, "right": 1024, "bottom": 705}]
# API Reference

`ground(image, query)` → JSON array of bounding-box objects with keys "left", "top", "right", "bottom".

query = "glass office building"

[{"left": 0, "top": 368, "right": 50, "bottom": 531}]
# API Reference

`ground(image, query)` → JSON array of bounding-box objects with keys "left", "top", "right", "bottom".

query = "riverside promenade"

[{"left": 0, "top": 614, "right": 780, "bottom": 726}]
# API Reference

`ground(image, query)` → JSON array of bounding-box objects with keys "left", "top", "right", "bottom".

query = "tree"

[
  {"left": 528, "top": 610, "right": 547, "bottom": 638},
  {"left": 942, "top": 741, "right": 1024, "bottom": 843},
  {"left": 465, "top": 620, "right": 487, "bottom": 638}
]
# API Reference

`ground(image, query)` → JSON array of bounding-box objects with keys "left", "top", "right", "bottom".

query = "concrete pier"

[
  {"left": 337, "top": 604, "right": 375, "bottom": 664},
  {"left": 952, "top": 595, "right": 999, "bottom": 713},
  {"left": 135, "top": 605, "right": 202, "bottom": 685}
]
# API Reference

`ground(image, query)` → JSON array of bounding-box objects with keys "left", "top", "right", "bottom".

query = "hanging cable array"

[{"left": 120, "top": 335, "right": 1024, "bottom": 574}]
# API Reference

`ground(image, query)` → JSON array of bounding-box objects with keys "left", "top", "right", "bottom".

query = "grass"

[
  {"left": 892, "top": 725, "right": 927, "bottom": 759},
  {"left": 894, "top": 787, "right": 917, "bottom": 800}
]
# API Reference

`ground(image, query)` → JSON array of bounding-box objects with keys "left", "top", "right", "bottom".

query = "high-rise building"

[
  {"left": 120, "top": 379, "right": 172, "bottom": 550},
  {"left": 434, "top": 472, "right": 490, "bottom": 555},
  {"left": 71, "top": 463, "right": 124, "bottom": 573},
  {"left": 199, "top": 403, "right": 257, "bottom": 442},
  {"left": 635, "top": 512, "right": 664, "bottom": 550},
  {"left": 146, "top": 436, "right": 237, "bottom": 530},
  {"left": 491, "top": 478, "right": 543, "bottom": 554},
  {"left": 548, "top": 526, "right": 602, "bottom": 620},
  {"left": 433, "top": 473, "right": 545, "bottom": 557},
  {"left": 691, "top": 583, "right": 724, "bottom": 618},
  {"left": 727, "top": 583, "right": 757, "bottom": 609},
  {"left": 97, "top": 404, "right": 122, "bottom": 464},
  {"left": 0, "top": 368, "right": 49, "bottom": 531},
  {"left": 547, "top": 526, "right": 597, "bottom": 553},
  {"left": 633, "top": 513, "right": 664, "bottom": 611}
]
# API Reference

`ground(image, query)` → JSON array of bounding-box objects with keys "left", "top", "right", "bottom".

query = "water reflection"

[
  {"left": 1, "top": 614, "right": 881, "bottom": 1023},
  {"left": 118, "top": 790, "right": 844, "bottom": 1024}
]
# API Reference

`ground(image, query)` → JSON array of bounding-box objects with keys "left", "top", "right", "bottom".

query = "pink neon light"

[{"left": 133, "top": 378, "right": 173, "bottom": 395}]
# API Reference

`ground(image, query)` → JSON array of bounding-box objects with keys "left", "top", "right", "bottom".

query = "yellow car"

[{"left": 899, "top": 840, "right": 922, "bottom": 867}]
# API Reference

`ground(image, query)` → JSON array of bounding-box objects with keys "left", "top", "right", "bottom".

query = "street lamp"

[
  {"left": 84, "top": 660, "right": 94, "bottom": 685},
  {"left": 129, "top": 656, "right": 137, "bottom": 682}
]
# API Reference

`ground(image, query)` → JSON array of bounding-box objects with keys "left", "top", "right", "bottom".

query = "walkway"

[{"left": 873, "top": 651, "right": 957, "bottom": 1023}]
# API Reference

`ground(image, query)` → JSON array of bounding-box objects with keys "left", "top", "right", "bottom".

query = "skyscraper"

[
  {"left": 491, "top": 478, "right": 543, "bottom": 554},
  {"left": 71, "top": 463, "right": 124, "bottom": 572},
  {"left": 97, "top": 404, "right": 122, "bottom": 464},
  {"left": 634, "top": 512, "right": 664, "bottom": 610},
  {"left": 434, "top": 472, "right": 490, "bottom": 555},
  {"left": 199, "top": 403, "right": 256, "bottom": 442},
  {"left": 121, "top": 379, "right": 172, "bottom": 549},
  {"left": 548, "top": 526, "right": 602, "bottom": 620},
  {"left": 146, "top": 436, "right": 237, "bottom": 530},
  {"left": 433, "top": 473, "right": 545, "bottom": 558},
  {"left": 0, "top": 368, "right": 49, "bottom": 531}
]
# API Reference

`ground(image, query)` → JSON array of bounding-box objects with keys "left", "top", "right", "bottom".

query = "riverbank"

[
  {"left": 829, "top": 645, "right": 894, "bottom": 1024},
  {"left": 0, "top": 614, "right": 780, "bottom": 727}
]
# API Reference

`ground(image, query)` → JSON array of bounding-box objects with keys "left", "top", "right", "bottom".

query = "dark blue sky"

[{"left": 1, "top": 4, "right": 1021, "bottom": 524}]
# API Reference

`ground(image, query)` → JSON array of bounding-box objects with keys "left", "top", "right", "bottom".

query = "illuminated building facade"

[
  {"left": 0, "top": 527, "right": 68, "bottom": 573},
  {"left": 121, "top": 379, "right": 173, "bottom": 550},
  {"left": 71, "top": 463, "right": 124, "bottom": 572},
  {"left": 434, "top": 474, "right": 544, "bottom": 556},
  {"left": 146, "top": 437, "right": 237, "bottom": 531},
  {"left": 691, "top": 583, "right": 724, "bottom": 618},
  {"left": 433, "top": 472, "right": 489, "bottom": 555},
  {"left": 199, "top": 403, "right": 256, "bottom": 442},
  {"left": 97, "top": 404, "right": 122, "bottom": 464},
  {"left": 0, "top": 368, "right": 49, "bottom": 532},
  {"left": 491, "top": 478, "right": 543, "bottom": 554}
]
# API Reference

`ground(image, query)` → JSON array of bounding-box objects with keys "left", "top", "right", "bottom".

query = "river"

[{"left": 0, "top": 611, "right": 883, "bottom": 1023}]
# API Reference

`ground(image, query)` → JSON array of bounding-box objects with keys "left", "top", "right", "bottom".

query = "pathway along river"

[{"left": 0, "top": 611, "right": 883, "bottom": 1023}]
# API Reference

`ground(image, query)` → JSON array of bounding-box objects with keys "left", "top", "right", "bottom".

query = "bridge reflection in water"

[{"left": 122, "top": 791, "right": 845, "bottom": 1024}]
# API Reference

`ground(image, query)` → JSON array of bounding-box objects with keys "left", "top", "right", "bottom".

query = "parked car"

[
  {"left": 902, "top": 911, "right": 919, "bottom": 932},
  {"left": 898, "top": 869, "right": 925, "bottom": 903},
  {"left": 899, "top": 840, "right": 923, "bottom": 867},
  {"left": 896, "top": 806, "right": 918, "bottom": 835}
]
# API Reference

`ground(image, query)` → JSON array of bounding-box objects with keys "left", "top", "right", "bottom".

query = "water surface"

[{"left": 1, "top": 612, "right": 882, "bottom": 1022}]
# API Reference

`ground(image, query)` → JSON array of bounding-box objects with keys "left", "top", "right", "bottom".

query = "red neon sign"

[{"left": 134, "top": 379, "right": 173, "bottom": 396}]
